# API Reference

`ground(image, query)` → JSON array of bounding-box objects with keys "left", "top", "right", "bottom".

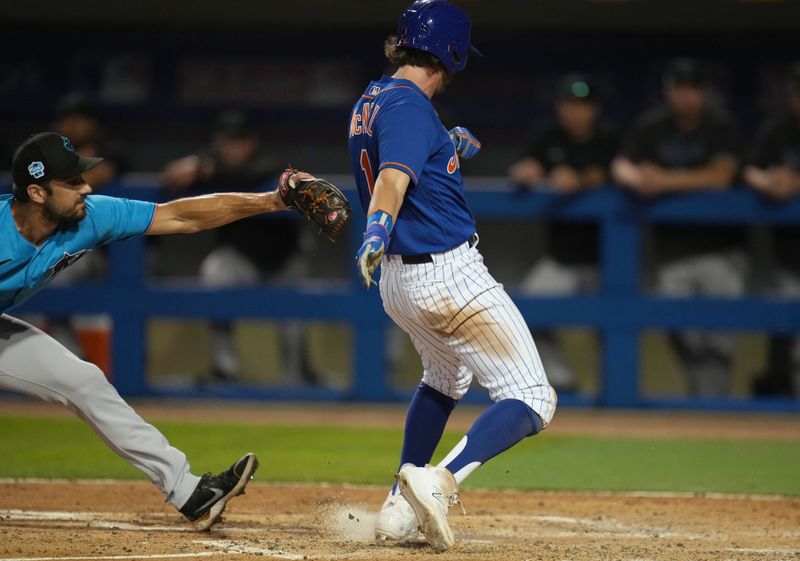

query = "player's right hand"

[
  {"left": 356, "top": 236, "right": 385, "bottom": 289},
  {"left": 449, "top": 126, "right": 481, "bottom": 160},
  {"left": 161, "top": 155, "right": 213, "bottom": 192}
]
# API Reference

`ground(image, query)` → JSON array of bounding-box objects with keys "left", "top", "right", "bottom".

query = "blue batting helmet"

[{"left": 396, "top": 0, "right": 478, "bottom": 74}]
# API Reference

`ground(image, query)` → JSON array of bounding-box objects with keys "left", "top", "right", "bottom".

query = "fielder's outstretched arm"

[{"left": 147, "top": 191, "right": 288, "bottom": 235}]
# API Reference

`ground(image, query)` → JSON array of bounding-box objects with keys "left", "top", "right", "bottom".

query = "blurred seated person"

[
  {"left": 744, "top": 62, "right": 800, "bottom": 397},
  {"left": 54, "top": 92, "right": 127, "bottom": 188},
  {"left": 162, "top": 109, "right": 318, "bottom": 385},
  {"left": 509, "top": 74, "right": 619, "bottom": 391},
  {"left": 43, "top": 93, "right": 129, "bottom": 371},
  {"left": 612, "top": 59, "right": 745, "bottom": 397}
]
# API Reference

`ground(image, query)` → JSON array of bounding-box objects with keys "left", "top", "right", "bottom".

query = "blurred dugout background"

[{"left": 1, "top": 0, "right": 800, "bottom": 404}]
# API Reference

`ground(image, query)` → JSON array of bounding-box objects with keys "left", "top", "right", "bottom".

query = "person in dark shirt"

[
  {"left": 162, "top": 109, "right": 316, "bottom": 385},
  {"left": 54, "top": 92, "right": 128, "bottom": 188},
  {"left": 612, "top": 59, "right": 746, "bottom": 397},
  {"left": 744, "top": 63, "right": 800, "bottom": 397},
  {"left": 163, "top": 110, "right": 279, "bottom": 192},
  {"left": 746, "top": 64, "right": 800, "bottom": 199},
  {"left": 45, "top": 93, "right": 131, "bottom": 369},
  {"left": 510, "top": 75, "right": 619, "bottom": 390},
  {"left": 511, "top": 74, "right": 618, "bottom": 194}
]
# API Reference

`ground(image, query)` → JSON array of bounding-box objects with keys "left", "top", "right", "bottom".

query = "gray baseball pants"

[{"left": 0, "top": 314, "right": 199, "bottom": 508}]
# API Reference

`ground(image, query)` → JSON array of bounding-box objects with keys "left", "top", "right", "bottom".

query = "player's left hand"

[
  {"left": 355, "top": 210, "right": 393, "bottom": 289},
  {"left": 356, "top": 235, "right": 385, "bottom": 289},
  {"left": 449, "top": 126, "right": 481, "bottom": 160}
]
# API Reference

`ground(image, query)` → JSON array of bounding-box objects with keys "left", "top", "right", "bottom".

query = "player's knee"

[
  {"left": 420, "top": 375, "right": 467, "bottom": 401},
  {"left": 518, "top": 400, "right": 544, "bottom": 436},
  {"left": 493, "top": 384, "right": 557, "bottom": 429},
  {"left": 63, "top": 361, "right": 111, "bottom": 404}
]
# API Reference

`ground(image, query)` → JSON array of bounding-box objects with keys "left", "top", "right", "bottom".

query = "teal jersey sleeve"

[{"left": 85, "top": 195, "right": 157, "bottom": 245}]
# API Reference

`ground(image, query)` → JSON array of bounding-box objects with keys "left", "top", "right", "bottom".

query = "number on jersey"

[{"left": 360, "top": 149, "right": 376, "bottom": 194}]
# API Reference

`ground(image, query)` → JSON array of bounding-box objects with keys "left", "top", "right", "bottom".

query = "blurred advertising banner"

[{"left": 178, "top": 58, "right": 359, "bottom": 108}]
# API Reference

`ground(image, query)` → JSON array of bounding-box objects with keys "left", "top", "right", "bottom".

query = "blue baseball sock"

[
  {"left": 391, "top": 382, "right": 456, "bottom": 494},
  {"left": 439, "top": 399, "right": 543, "bottom": 484}
]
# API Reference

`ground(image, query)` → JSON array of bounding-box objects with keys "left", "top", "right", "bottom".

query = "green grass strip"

[{"left": 1, "top": 417, "right": 797, "bottom": 496}]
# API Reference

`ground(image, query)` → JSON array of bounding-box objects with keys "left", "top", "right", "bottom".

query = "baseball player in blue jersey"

[
  {"left": 349, "top": 0, "right": 557, "bottom": 551},
  {"left": 0, "top": 132, "right": 332, "bottom": 530}
]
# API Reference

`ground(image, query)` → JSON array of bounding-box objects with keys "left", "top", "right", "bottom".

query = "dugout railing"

[{"left": 13, "top": 176, "right": 800, "bottom": 412}]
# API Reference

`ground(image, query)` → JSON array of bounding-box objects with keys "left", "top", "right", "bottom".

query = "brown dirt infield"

[
  {"left": 1, "top": 481, "right": 799, "bottom": 561},
  {"left": 1, "top": 400, "right": 799, "bottom": 560}
]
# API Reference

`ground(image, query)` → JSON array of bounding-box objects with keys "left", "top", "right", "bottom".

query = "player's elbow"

[
  {"left": 706, "top": 157, "right": 737, "bottom": 188},
  {"left": 611, "top": 157, "right": 635, "bottom": 185},
  {"left": 177, "top": 220, "right": 203, "bottom": 234},
  {"left": 706, "top": 168, "right": 736, "bottom": 190}
]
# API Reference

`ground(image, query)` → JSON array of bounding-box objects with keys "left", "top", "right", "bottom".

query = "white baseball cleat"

[
  {"left": 396, "top": 464, "right": 459, "bottom": 551},
  {"left": 375, "top": 492, "right": 419, "bottom": 541}
]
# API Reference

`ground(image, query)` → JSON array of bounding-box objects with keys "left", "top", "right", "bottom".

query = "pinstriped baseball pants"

[{"left": 379, "top": 239, "right": 557, "bottom": 427}]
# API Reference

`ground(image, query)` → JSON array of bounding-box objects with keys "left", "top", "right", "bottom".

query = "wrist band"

[{"left": 364, "top": 210, "right": 394, "bottom": 246}]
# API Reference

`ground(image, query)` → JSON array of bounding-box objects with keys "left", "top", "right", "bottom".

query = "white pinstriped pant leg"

[
  {"left": 380, "top": 256, "right": 472, "bottom": 399},
  {"left": 379, "top": 241, "right": 557, "bottom": 428}
]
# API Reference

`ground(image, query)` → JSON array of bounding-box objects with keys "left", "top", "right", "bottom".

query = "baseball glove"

[{"left": 277, "top": 168, "right": 351, "bottom": 241}]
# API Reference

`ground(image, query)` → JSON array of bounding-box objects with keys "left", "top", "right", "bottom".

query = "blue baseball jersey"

[
  {"left": 0, "top": 194, "right": 156, "bottom": 312},
  {"left": 348, "top": 75, "right": 476, "bottom": 255}
]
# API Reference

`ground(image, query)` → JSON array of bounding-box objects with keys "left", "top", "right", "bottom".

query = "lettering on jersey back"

[{"left": 350, "top": 102, "right": 380, "bottom": 138}]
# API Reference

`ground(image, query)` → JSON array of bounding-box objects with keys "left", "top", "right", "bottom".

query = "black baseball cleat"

[{"left": 179, "top": 452, "right": 259, "bottom": 531}]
